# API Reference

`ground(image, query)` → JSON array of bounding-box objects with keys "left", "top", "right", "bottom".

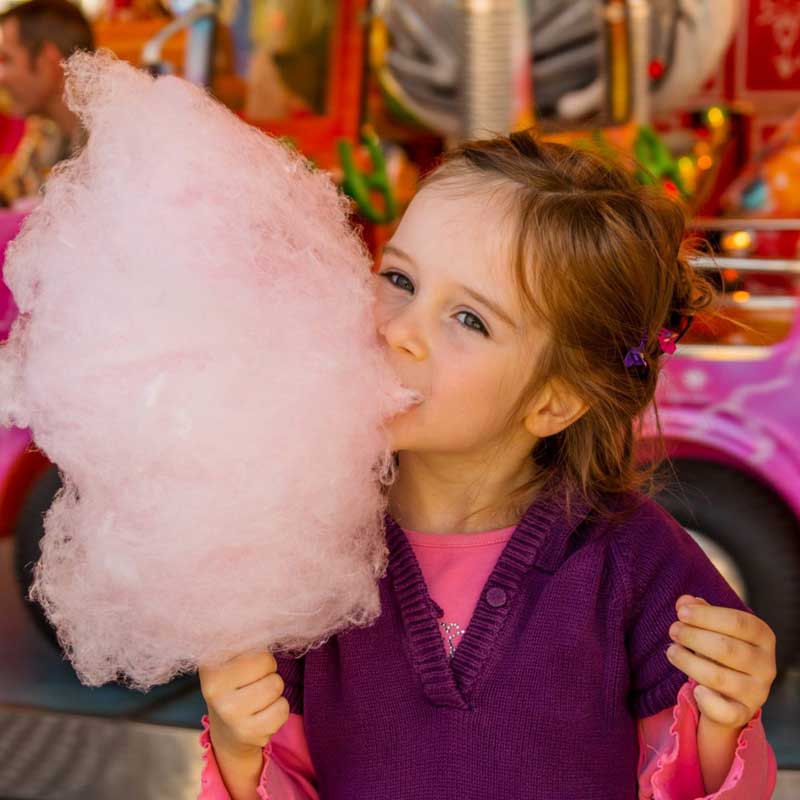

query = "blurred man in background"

[{"left": 0, "top": 0, "right": 94, "bottom": 205}]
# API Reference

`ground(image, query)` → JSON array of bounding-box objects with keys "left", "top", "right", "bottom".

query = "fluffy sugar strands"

[{"left": 0, "top": 52, "right": 417, "bottom": 690}]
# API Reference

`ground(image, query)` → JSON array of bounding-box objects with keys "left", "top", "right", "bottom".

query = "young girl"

[{"left": 196, "top": 132, "right": 778, "bottom": 800}]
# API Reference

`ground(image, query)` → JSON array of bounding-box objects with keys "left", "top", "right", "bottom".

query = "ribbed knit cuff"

[
  {"left": 282, "top": 680, "right": 304, "bottom": 716},
  {"left": 632, "top": 668, "right": 688, "bottom": 718}
]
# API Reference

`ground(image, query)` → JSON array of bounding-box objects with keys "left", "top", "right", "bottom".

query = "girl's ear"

[{"left": 522, "top": 379, "right": 589, "bottom": 439}]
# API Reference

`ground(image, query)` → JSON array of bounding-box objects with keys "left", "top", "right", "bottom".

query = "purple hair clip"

[
  {"left": 623, "top": 314, "right": 694, "bottom": 374},
  {"left": 623, "top": 334, "right": 648, "bottom": 370}
]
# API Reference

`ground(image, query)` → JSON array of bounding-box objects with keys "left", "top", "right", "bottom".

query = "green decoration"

[
  {"left": 633, "top": 126, "right": 688, "bottom": 196},
  {"left": 338, "top": 129, "right": 398, "bottom": 224}
]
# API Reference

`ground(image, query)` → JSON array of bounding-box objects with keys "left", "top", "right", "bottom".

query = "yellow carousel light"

[
  {"left": 678, "top": 156, "right": 697, "bottom": 193},
  {"left": 707, "top": 107, "right": 725, "bottom": 128},
  {"left": 721, "top": 230, "right": 754, "bottom": 253}
]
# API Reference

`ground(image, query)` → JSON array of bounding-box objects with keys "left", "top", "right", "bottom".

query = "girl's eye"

[
  {"left": 456, "top": 311, "right": 489, "bottom": 337},
  {"left": 380, "top": 271, "right": 489, "bottom": 337},
  {"left": 381, "top": 271, "right": 414, "bottom": 293}
]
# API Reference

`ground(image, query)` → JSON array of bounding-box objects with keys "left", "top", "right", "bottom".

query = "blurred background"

[{"left": 0, "top": 0, "right": 799, "bottom": 797}]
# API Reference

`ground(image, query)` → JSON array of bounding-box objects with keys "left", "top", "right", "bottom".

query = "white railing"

[
  {"left": 690, "top": 257, "right": 800, "bottom": 275},
  {"left": 692, "top": 217, "right": 800, "bottom": 232}
]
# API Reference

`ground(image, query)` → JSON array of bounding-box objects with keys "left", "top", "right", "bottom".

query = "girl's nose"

[{"left": 377, "top": 314, "right": 427, "bottom": 361}]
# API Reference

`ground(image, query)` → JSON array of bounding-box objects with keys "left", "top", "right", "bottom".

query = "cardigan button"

[{"left": 486, "top": 587, "right": 507, "bottom": 607}]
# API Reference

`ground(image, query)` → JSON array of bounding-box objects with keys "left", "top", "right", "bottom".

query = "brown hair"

[
  {"left": 0, "top": 0, "right": 94, "bottom": 62},
  {"left": 417, "top": 129, "right": 712, "bottom": 521}
]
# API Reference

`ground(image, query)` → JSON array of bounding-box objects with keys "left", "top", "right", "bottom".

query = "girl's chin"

[{"left": 384, "top": 409, "right": 421, "bottom": 451}]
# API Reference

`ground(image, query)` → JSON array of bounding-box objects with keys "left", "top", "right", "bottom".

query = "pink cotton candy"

[{"left": 0, "top": 51, "right": 418, "bottom": 690}]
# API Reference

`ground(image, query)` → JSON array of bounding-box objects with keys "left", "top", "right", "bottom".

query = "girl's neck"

[{"left": 388, "top": 450, "right": 538, "bottom": 535}]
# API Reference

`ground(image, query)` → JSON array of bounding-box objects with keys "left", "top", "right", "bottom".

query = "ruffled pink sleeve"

[
  {"left": 198, "top": 713, "right": 319, "bottom": 799},
  {"left": 637, "top": 679, "right": 777, "bottom": 799}
]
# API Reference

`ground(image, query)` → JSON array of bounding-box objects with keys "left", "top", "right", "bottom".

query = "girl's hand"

[
  {"left": 199, "top": 651, "right": 291, "bottom": 758},
  {"left": 666, "top": 595, "right": 777, "bottom": 730}
]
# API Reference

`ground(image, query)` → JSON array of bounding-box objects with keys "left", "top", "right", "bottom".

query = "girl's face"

[{"left": 373, "top": 182, "right": 545, "bottom": 456}]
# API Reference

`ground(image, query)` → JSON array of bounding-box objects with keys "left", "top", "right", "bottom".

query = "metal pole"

[
  {"left": 625, "top": 0, "right": 651, "bottom": 125},
  {"left": 461, "top": 0, "right": 516, "bottom": 138}
]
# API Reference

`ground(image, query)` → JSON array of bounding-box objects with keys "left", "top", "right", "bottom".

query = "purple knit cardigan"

[{"left": 275, "top": 491, "right": 748, "bottom": 799}]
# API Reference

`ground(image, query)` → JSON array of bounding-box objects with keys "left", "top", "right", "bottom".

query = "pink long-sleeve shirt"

[{"left": 197, "top": 524, "right": 777, "bottom": 799}]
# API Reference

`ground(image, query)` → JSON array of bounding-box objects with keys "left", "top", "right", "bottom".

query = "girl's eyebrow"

[{"left": 381, "top": 244, "right": 517, "bottom": 330}]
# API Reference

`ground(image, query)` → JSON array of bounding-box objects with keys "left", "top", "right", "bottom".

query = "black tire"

[
  {"left": 655, "top": 459, "right": 800, "bottom": 677},
  {"left": 12, "top": 463, "right": 63, "bottom": 650}
]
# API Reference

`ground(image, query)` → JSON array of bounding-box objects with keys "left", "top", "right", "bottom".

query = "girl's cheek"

[
  {"left": 375, "top": 286, "right": 407, "bottom": 315},
  {"left": 442, "top": 326, "right": 477, "bottom": 356},
  {"left": 372, "top": 291, "right": 400, "bottom": 326}
]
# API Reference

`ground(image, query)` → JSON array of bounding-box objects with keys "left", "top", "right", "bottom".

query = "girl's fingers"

[
  {"left": 235, "top": 672, "right": 285, "bottom": 716},
  {"left": 670, "top": 597, "right": 777, "bottom": 728},
  {"left": 668, "top": 621, "right": 765, "bottom": 675},
  {"left": 676, "top": 594, "right": 707, "bottom": 608},
  {"left": 692, "top": 684, "right": 754, "bottom": 729},
  {"left": 675, "top": 602, "right": 774, "bottom": 649},
  {"left": 249, "top": 696, "right": 291, "bottom": 737},
  {"left": 666, "top": 642, "right": 756, "bottom": 707}
]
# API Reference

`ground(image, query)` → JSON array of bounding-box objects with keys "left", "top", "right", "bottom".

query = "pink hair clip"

[
  {"left": 657, "top": 328, "right": 679, "bottom": 354},
  {"left": 623, "top": 314, "right": 694, "bottom": 375}
]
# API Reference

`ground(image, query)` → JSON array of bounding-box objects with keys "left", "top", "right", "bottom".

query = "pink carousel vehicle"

[{"left": 654, "top": 220, "right": 800, "bottom": 677}]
